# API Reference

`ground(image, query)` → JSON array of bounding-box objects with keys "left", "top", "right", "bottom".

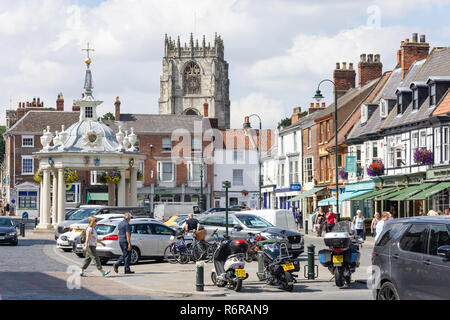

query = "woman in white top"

[
  {"left": 375, "top": 212, "right": 391, "bottom": 242},
  {"left": 80, "top": 216, "right": 110, "bottom": 277}
]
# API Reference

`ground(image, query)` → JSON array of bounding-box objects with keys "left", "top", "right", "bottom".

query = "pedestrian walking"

[
  {"left": 445, "top": 208, "right": 450, "bottom": 216},
  {"left": 325, "top": 206, "right": 337, "bottom": 233},
  {"left": 419, "top": 209, "right": 426, "bottom": 216},
  {"left": 314, "top": 207, "right": 326, "bottom": 237},
  {"left": 352, "top": 210, "right": 365, "bottom": 241},
  {"left": 5, "top": 203, "right": 10, "bottom": 216},
  {"left": 294, "top": 208, "right": 302, "bottom": 231},
  {"left": 80, "top": 216, "right": 110, "bottom": 277},
  {"left": 374, "top": 212, "right": 390, "bottom": 242},
  {"left": 113, "top": 213, "right": 134, "bottom": 274},
  {"left": 371, "top": 212, "right": 381, "bottom": 238}
]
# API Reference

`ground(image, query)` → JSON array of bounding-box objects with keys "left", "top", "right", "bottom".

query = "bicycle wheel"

[
  {"left": 206, "top": 243, "right": 217, "bottom": 263},
  {"left": 164, "top": 244, "right": 179, "bottom": 264}
]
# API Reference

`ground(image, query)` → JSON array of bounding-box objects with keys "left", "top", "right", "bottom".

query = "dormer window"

[
  {"left": 85, "top": 106, "right": 93, "bottom": 118},
  {"left": 380, "top": 100, "right": 388, "bottom": 118},
  {"left": 397, "top": 95, "right": 403, "bottom": 115},
  {"left": 430, "top": 84, "right": 436, "bottom": 106},
  {"left": 361, "top": 104, "right": 368, "bottom": 123},
  {"left": 412, "top": 89, "right": 419, "bottom": 111}
]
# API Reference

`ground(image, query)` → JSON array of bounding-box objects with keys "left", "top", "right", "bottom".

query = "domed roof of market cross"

[{"left": 36, "top": 48, "right": 139, "bottom": 155}]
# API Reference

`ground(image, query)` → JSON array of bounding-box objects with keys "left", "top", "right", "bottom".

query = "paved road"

[{"left": 1, "top": 231, "right": 374, "bottom": 300}]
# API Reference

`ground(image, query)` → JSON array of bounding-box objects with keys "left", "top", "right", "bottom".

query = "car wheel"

[
  {"left": 62, "top": 248, "right": 72, "bottom": 252},
  {"left": 130, "top": 247, "right": 140, "bottom": 265},
  {"left": 377, "top": 282, "right": 400, "bottom": 300}
]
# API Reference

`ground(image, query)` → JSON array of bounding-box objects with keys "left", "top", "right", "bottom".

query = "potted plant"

[
  {"left": 414, "top": 148, "right": 433, "bottom": 166},
  {"left": 338, "top": 169, "right": 348, "bottom": 180},
  {"left": 137, "top": 169, "right": 143, "bottom": 181},
  {"left": 102, "top": 170, "right": 121, "bottom": 184},
  {"left": 64, "top": 168, "right": 79, "bottom": 183},
  {"left": 33, "top": 170, "right": 43, "bottom": 183},
  {"left": 367, "top": 161, "right": 384, "bottom": 177}
]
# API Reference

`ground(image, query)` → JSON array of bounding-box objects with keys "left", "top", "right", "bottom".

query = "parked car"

[
  {"left": 65, "top": 207, "right": 79, "bottom": 220},
  {"left": 202, "top": 208, "right": 228, "bottom": 214},
  {"left": 0, "top": 217, "right": 18, "bottom": 246},
  {"left": 197, "top": 213, "right": 304, "bottom": 257},
  {"left": 56, "top": 213, "right": 125, "bottom": 253},
  {"left": 245, "top": 209, "right": 298, "bottom": 231},
  {"left": 55, "top": 205, "right": 148, "bottom": 240},
  {"left": 229, "top": 205, "right": 248, "bottom": 211},
  {"left": 164, "top": 215, "right": 189, "bottom": 228},
  {"left": 73, "top": 217, "right": 178, "bottom": 264},
  {"left": 372, "top": 216, "right": 450, "bottom": 300}
]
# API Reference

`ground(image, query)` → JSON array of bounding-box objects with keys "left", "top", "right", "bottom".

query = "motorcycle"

[
  {"left": 318, "top": 220, "right": 362, "bottom": 287},
  {"left": 211, "top": 230, "right": 249, "bottom": 292},
  {"left": 256, "top": 233, "right": 300, "bottom": 292},
  {"left": 245, "top": 232, "right": 263, "bottom": 262}
]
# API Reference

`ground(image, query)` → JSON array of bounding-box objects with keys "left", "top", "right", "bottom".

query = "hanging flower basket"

[
  {"left": 414, "top": 148, "right": 433, "bottom": 166},
  {"left": 33, "top": 170, "right": 43, "bottom": 183},
  {"left": 64, "top": 168, "right": 79, "bottom": 183},
  {"left": 137, "top": 169, "right": 143, "bottom": 181},
  {"left": 102, "top": 170, "right": 121, "bottom": 184},
  {"left": 338, "top": 169, "right": 348, "bottom": 180},
  {"left": 367, "top": 161, "right": 384, "bottom": 177},
  {"left": 98, "top": 172, "right": 108, "bottom": 184},
  {"left": 241, "top": 190, "right": 249, "bottom": 196}
]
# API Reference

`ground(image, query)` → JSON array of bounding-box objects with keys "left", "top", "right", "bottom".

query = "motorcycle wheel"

[
  {"left": 345, "top": 275, "right": 352, "bottom": 286},
  {"left": 211, "top": 272, "right": 217, "bottom": 285},
  {"left": 334, "top": 267, "right": 345, "bottom": 287},
  {"left": 233, "top": 279, "right": 243, "bottom": 292},
  {"left": 245, "top": 252, "right": 254, "bottom": 263},
  {"left": 282, "top": 272, "right": 294, "bottom": 292}
]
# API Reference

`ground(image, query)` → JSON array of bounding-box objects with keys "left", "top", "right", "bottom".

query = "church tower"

[{"left": 158, "top": 33, "right": 231, "bottom": 129}]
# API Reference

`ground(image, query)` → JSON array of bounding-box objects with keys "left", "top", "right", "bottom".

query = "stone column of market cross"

[
  {"left": 117, "top": 169, "right": 126, "bottom": 206},
  {"left": 57, "top": 168, "right": 66, "bottom": 223},
  {"left": 130, "top": 167, "right": 138, "bottom": 206},
  {"left": 37, "top": 169, "right": 51, "bottom": 229},
  {"left": 52, "top": 170, "right": 59, "bottom": 226},
  {"left": 107, "top": 181, "right": 115, "bottom": 206}
]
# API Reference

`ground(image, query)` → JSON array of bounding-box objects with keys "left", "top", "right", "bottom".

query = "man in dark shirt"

[
  {"left": 184, "top": 213, "right": 200, "bottom": 235},
  {"left": 113, "top": 213, "right": 134, "bottom": 274}
]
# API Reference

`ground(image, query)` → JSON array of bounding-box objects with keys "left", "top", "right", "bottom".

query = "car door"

[
  {"left": 132, "top": 223, "right": 154, "bottom": 257},
  {"left": 150, "top": 223, "right": 176, "bottom": 255},
  {"left": 420, "top": 224, "right": 450, "bottom": 299},
  {"left": 392, "top": 223, "right": 428, "bottom": 299}
]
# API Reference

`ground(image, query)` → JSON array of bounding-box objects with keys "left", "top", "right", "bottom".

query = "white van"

[{"left": 244, "top": 209, "right": 297, "bottom": 231}]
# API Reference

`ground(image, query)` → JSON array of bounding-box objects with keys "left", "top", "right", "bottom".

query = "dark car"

[
  {"left": 372, "top": 216, "right": 450, "bottom": 300},
  {"left": 0, "top": 217, "right": 18, "bottom": 245}
]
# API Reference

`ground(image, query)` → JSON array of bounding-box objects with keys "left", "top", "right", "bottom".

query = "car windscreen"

[
  {"left": 235, "top": 214, "right": 273, "bottom": 228},
  {"left": 95, "top": 224, "right": 116, "bottom": 235},
  {"left": 0, "top": 218, "right": 14, "bottom": 227},
  {"left": 175, "top": 216, "right": 188, "bottom": 223},
  {"left": 68, "top": 208, "right": 99, "bottom": 220}
]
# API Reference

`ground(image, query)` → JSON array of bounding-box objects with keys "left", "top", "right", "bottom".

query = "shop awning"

[
  {"left": 350, "top": 187, "right": 396, "bottom": 200},
  {"left": 375, "top": 187, "right": 407, "bottom": 200},
  {"left": 318, "top": 196, "right": 336, "bottom": 206},
  {"left": 409, "top": 182, "right": 450, "bottom": 200},
  {"left": 340, "top": 190, "right": 373, "bottom": 201},
  {"left": 290, "top": 187, "right": 326, "bottom": 201},
  {"left": 87, "top": 192, "right": 109, "bottom": 203},
  {"left": 388, "top": 183, "right": 436, "bottom": 201}
]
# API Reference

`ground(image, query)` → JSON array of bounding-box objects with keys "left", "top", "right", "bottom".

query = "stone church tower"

[{"left": 158, "top": 33, "right": 230, "bottom": 129}]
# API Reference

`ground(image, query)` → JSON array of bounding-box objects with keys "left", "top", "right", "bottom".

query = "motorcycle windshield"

[{"left": 331, "top": 221, "right": 354, "bottom": 234}]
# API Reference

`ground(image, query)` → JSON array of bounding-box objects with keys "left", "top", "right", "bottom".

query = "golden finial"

[{"left": 82, "top": 42, "right": 95, "bottom": 66}]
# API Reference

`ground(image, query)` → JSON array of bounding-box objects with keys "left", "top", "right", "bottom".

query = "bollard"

[
  {"left": 257, "top": 250, "right": 265, "bottom": 280},
  {"left": 35, "top": 217, "right": 38, "bottom": 228},
  {"left": 336, "top": 213, "right": 341, "bottom": 222},
  {"left": 307, "top": 244, "right": 315, "bottom": 280},
  {"left": 196, "top": 261, "right": 204, "bottom": 292},
  {"left": 20, "top": 223, "right": 25, "bottom": 237},
  {"left": 305, "top": 220, "right": 308, "bottom": 235}
]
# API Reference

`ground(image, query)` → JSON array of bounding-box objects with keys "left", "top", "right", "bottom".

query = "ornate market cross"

[{"left": 82, "top": 42, "right": 95, "bottom": 59}]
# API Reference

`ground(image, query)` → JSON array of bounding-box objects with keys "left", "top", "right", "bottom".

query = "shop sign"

[
  {"left": 290, "top": 184, "right": 302, "bottom": 191},
  {"left": 427, "top": 167, "right": 450, "bottom": 180},
  {"left": 345, "top": 156, "right": 356, "bottom": 173}
]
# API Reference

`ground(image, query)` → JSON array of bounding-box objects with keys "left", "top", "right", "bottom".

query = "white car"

[
  {"left": 56, "top": 213, "right": 125, "bottom": 253},
  {"left": 73, "top": 217, "right": 190, "bottom": 265}
]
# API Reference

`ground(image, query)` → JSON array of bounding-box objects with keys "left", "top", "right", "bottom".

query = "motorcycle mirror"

[{"left": 233, "top": 224, "right": 243, "bottom": 231}]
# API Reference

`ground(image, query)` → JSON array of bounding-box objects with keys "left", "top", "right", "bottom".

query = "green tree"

[
  {"left": 99, "top": 112, "right": 115, "bottom": 121},
  {"left": 277, "top": 117, "right": 292, "bottom": 129}
]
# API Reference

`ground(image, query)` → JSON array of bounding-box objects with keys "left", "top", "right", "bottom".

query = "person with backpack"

[
  {"left": 352, "top": 210, "right": 365, "bottom": 241},
  {"left": 80, "top": 216, "right": 110, "bottom": 278},
  {"left": 314, "top": 207, "right": 326, "bottom": 237}
]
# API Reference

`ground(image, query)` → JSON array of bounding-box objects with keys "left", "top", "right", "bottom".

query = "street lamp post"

[
  {"left": 313, "top": 80, "right": 340, "bottom": 221},
  {"left": 243, "top": 114, "right": 262, "bottom": 209}
]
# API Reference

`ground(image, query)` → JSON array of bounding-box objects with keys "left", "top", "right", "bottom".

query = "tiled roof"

[
  {"left": 432, "top": 88, "right": 450, "bottom": 116},
  {"left": 6, "top": 111, "right": 79, "bottom": 134},
  {"left": 413, "top": 47, "right": 450, "bottom": 82}
]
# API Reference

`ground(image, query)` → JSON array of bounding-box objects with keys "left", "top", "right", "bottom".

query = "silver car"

[{"left": 74, "top": 218, "right": 178, "bottom": 265}]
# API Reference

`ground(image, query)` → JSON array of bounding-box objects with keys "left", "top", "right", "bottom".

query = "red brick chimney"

[
  {"left": 72, "top": 103, "right": 80, "bottom": 112},
  {"left": 291, "top": 107, "right": 303, "bottom": 123},
  {"left": 333, "top": 62, "right": 356, "bottom": 98},
  {"left": 17, "top": 103, "right": 25, "bottom": 120},
  {"left": 114, "top": 96, "right": 121, "bottom": 121},
  {"left": 358, "top": 53, "right": 382, "bottom": 87},
  {"left": 56, "top": 93, "right": 64, "bottom": 111},
  {"left": 203, "top": 99, "right": 209, "bottom": 117},
  {"left": 397, "top": 33, "right": 429, "bottom": 80}
]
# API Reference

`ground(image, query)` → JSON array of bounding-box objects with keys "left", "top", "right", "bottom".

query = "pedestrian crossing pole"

[{"left": 223, "top": 181, "right": 231, "bottom": 237}]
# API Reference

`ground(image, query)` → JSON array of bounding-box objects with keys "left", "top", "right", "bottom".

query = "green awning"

[
  {"left": 290, "top": 187, "right": 326, "bottom": 201},
  {"left": 340, "top": 190, "right": 373, "bottom": 201},
  {"left": 351, "top": 187, "right": 396, "bottom": 201},
  {"left": 87, "top": 192, "right": 109, "bottom": 203},
  {"left": 318, "top": 196, "right": 336, "bottom": 206},
  {"left": 388, "top": 183, "right": 436, "bottom": 201},
  {"left": 375, "top": 187, "right": 407, "bottom": 200},
  {"left": 409, "top": 182, "right": 450, "bottom": 200}
]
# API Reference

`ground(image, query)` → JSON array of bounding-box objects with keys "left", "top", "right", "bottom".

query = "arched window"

[
  {"left": 184, "top": 108, "right": 199, "bottom": 116},
  {"left": 184, "top": 62, "right": 201, "bottom": 94}
]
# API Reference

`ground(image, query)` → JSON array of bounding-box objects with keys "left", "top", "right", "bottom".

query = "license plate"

[
  {"left": 282, "top": 262, "right": 295, "bottom": 271},
  {"left": 75, "top": 229, "right": 83, "bottom": 233},
  {"left": 235, "top": 269, "right": 246, "bottom": 278},
  {"left": 291, "top": 243, "right": 302, "bottom": 249},
  {"left": 333, "top": 255, "right": 344, "bottom": 263},
  {"left": 0, "top": 236, "right": 4, "bottom": 240}
]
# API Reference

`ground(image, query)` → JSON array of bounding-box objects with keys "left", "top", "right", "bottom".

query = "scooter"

[
  {"left": 211, "top": 231, "right": 249, "bottom": 292},
  {"left": 257, "top": 234, "right": 300, "bottom": 292},
  {"left": 318, "top": 221, "right": 362, "bottom": 287}
]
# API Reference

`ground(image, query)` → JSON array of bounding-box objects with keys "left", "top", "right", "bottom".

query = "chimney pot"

[
  {"left": 342, "top": 62, "right": 347, "bottom": 70},
  {"left": 349, "top": 62, "right": 354, "bottom": 70},
  {"left": 374, "top": 54, "right": 380, "bottom": 62},
  {"left": 412, "top": 33, "right": 418, "bottom": 42},
  {"left": 316, "top": 103, "right": 320, "bottom": 108},
  {"left": 360, "top": 54, "right": 366, "bottom": 62},
  {"left": 310, "top": 102, "right": 314, "bottom": 108},
  {"left": 114, "top": 96, "right": 121, "bottom": 121},
  {"left": 336, "top": 62, "right": 340, "bottom": 69},
  {"left": 203, "top": 99, "right": 209, "bottom": 117},
  {"left": 367, "top": 54, "right": 373, "bottom": 63},
  {"left": 321, "top": 102, "right": 326, "bottom": 108},
  {"left": 420, "top": 34, "right": 426, "bottom": 43}
]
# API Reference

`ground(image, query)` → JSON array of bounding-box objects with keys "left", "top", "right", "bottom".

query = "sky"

[{"left": 1, "top": 0, "right": 449, "bottom": 129}]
